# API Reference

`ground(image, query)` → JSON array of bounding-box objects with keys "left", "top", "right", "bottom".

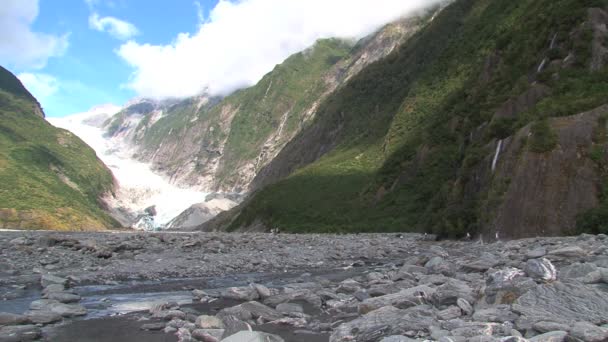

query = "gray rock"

[
  {"left": 570, "top": 322, "right": 608, "bottom": 342},
  {"left": 141, "top": 322, "right": 166, "bottom": 331},
  {"left": 220, "top": 287, "right": 259, "bottom": 301},
  {"left": 0, "top": 325, "right": 41, "bottom": 341},
  {"left": 192, "top": 329, "right": 224, "bottom": 341},
  {"left": 482, "top": 268, "right": 536, "bottom": 306},
  {"left": 472, "top": 305, "right": 518, "bottom": 323},
  {"left": 425, "top": 257, "right": 455, "bottom": 276},
  {"left": 263, "top": 289, "right": 321, "bottom": 308},
  {"left": 460, "top": 253, "right": 501, "bottom": 272},
  {"left": 196, "top": 315, "right": 224, "bottom": 329},
  {"left": 379, "top": 336, "right": 417, "bottom": 342},
  {"left": 358, "top": 285, "right": 435, "bottom": 314},
  {"left": 42, "top": 284, "right": 66, "bottom": 295},
  {"left": 457, "top": 298, "right": 474, "bottom": 316},
  {"left": 40, "top": 274, "right": 68, "bottom": 287},
  {"left": 524, "top": 258, "right": 557, "bottom": 283},
  {"left": 49, "top": 303, "right": 87, "bottom": 317},
  {"left": 532, "top": 321, "right": 570, "bottom": 333},
  {"left": 220, "top": 331, "right": 284, "bottom": 342},
  {"left": 251, "top": 284, "right": 271, "bottom": 299},
  {"left": 449, "top": 322, "right": 503, "bottom": 338},
  {"left": 336, "top": 279, "right": 361, "bottom": 294},
  {"left": 218, "top": 301, "right": 282, "bottom": 322},
  {"left": 438, "top": 306, "right": 462, "bottom": 320},
  {"left": 432, "top": 279, "right": 475, "bottom": 307},
  {"left": 0, "top": 313, "right": 29, "bottom": 326},
  {"left": 560, "top": 263, "right": 598, "bottom": 280},
  {"left": 220, "top": 316, "right": 251, "bottom": 339},
  {"left": 526, "top": 247, "right": 547, "bottom": 259},
  {"left": 47, "top": 292, "right": 81, "bottom": 303},
  {"left": 528, "top": 331, "right": 568, "bottom": 342},
  {"left": 275, "top": 303, "right": 303, "bottom": 314},
  {"left": 513, "top": 282, "right": 608, "bottom": 328},
  {"left": 330, "top": 305, "right": 438, "bottom": 342},
  {"left": 548, "top": 246, "right": 586, "bottom": 258},
  {"left": 24, "top": 310, "right": 62, "bottom": 324}
]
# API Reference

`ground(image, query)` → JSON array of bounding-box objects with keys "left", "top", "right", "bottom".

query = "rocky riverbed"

[{"left": 1, "top": 231, "right": 608, "bottom": 342}]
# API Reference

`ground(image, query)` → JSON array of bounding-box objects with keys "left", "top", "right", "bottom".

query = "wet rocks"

[
  {"left": 0, "top": 313, "right": 29, "bottom": 326},
  {"left": 0, "top": 324, "right": 41, "bottom": 341}
]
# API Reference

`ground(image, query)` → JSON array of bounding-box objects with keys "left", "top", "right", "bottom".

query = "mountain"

[
  {"left": 0, "top": 66, "right": 118, "bottom": 230},
  {"left": 101, "top": 15, "right": 430, "bottom": 194},
  {"left": 208, "top": 0, "right": 608, "bottom": 239}
]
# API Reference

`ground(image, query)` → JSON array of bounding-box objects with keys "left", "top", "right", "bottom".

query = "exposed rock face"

[{"left": 485, "top": 105, "right": 608, "bottom": 239}]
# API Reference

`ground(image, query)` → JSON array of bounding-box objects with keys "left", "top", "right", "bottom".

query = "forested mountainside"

[
  {"left": 214, "top": 0, "right": 608, "bottom": 239},
  {"left": 0, "top": 66, "right": 118, "bottom": 230},
  {"left": 102, "top": 15, "right": 430, "bottom": 193}
]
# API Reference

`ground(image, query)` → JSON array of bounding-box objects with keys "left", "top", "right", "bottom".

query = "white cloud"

[
  {"left": 89, "top": 12, "right": 139, "bottom": 40},
  {"left": 17, "top": 73, "right": 59, "bottom": 102},
  {"left": 118, "top": 0, "right": 444, "bottom": 99},
  {"left": 0, "top": 0, "right": 69, "bottom": 69}
]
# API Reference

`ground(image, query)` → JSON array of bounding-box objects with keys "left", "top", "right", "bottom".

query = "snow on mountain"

[{"left": 48, "top": 105, "right": 209, "bottom": 229}]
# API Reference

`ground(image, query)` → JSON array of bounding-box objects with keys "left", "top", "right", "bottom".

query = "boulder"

[
  {"left": 218, "top": 302, "right": 282, "bottom": 322},
  {"left": 570, "top": 322, "right": 608, "bottom": 342},
  {"left": 432, "top": 279, "right": 475, "bottom": 307},
  {"left": 24, "top": 311, "right": 62, "bottom": 324},
  {"left": 221, "top": 287, "right": 260, "bottom": 301},
  {"left": 0, "top": 313, "right": 29, "bottom": 326},
  {"left": 513, "top": 282, "right": 608, "bottom": 328},
  {"left": 524, "top": 258, "right": 557, "bottom": 283},
  {"left": 547, "top": 246, "right": 586, "bottom": 258},
  {"left": 358, "top": 285, "right": 435, "bottom": 314},
  {"left": 196, "top": 315, "right": 224, "bottom": 329},
  {"left": 220, "top": 331, "right": 284, "bottom": 342},
  {"left": 220, "top": 316, "right": 251, "bottom": 339},
  {"left": 192, "top": 328, "right": 224, "bottom": 341},
  {"left": 481, "top": 268, "right": 536, "bottom": 306},
  {"left": 528, "top": 331, "right": 568, "bottom": 342},
  {"left": 330, "top": 305, "right": 438, "bottom": 342},
  {"left": 0, "top": 325, "right": 41, "bottom": 341},
  {"left": 40, "top": 274, "right": 68, "bottom": 288},
  {"left": 275, "top": 303, "right": 303, "bottom": 314},
  {"left": 472, "top": 305, "right": 518, "bottom": 323},
  {"left": 47, "top": 292, "right": 81, "bottom": 303}
]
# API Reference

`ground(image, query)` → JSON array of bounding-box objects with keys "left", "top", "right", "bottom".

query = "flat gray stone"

[
  {"left": 528, "top": 331, "right": 568, "bottom": 342},
  {"left": 570, "top": 322, "right": 608, "bottom": 342},
  {"left": 220, "top": 331, "right": 284, "bottom": 342},
  {"left": 513, "top": 282, "right": 608, "bottom": 327}
]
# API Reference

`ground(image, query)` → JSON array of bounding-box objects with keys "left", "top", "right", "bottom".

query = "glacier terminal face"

[{"left": 48, "top": 106, "right": 209, "bottom": 230}]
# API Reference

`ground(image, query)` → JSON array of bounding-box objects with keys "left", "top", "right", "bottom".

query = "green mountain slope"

[
  {"left": 224, "top": 0, "right": 608, "bottom": 238},
  {"left": 103, "top": 16, "right": 426, "bottom": 193},
  {"left": 0, "top": 66, "right": 118, "bottom": 230}
]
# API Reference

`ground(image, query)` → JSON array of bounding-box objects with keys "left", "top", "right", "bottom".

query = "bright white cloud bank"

[
  {"left": 118, "top": 0, "right": 443, "bottom": 99},
  {"left": 0, "top": 0, "right": 68, "bottom": 69},
  {"left": 89, "top": 13, "right": 139, "bottom": 40}
]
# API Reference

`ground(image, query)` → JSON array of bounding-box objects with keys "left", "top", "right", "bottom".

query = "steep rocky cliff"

[
  {"left": 0, "top": 66, "right": 118, "bottom": 230},
  {"left": 215, "top": 0, "right": 608, "bottom": 239},
  {"left": 103, "top": 15, "right": 429, "bottom": 193}
]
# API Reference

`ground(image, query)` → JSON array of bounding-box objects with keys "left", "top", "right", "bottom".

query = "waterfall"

[{"left": 491, "top": 139, "right": 503, "bottom": 172}]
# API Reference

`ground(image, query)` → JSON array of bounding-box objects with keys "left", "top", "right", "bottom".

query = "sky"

[{"left": 1, "top": 0, "right": 442, "bottom": 118}]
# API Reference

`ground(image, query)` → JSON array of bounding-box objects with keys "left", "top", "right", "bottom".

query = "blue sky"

[
  {"left": 1, "top": 0, "right": 440, "bottom": 118},
  {"left": 3, "top": 0, "right": 216, "bottom": 117}
]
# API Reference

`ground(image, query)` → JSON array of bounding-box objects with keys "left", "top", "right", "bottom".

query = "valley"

[{"left": 1, "top": 0, "right": 608, "bottom": 341}]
